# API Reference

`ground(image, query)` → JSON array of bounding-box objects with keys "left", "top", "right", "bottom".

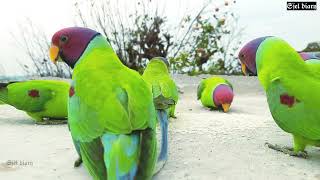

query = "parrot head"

[
  {"left": 150, "top": 57, "right": 170, "bottom": 68},
  {"left": 49, "top": 27, "right": 100, "bottom": 68},
  {"left": 238, "top": 36, "right": 271, "bottom": 76},
  {"left": 213, "top": 84, "right": 234, "bottom": 113}
]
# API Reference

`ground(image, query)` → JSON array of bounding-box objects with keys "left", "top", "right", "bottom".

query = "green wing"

[
  {"left": 197, "top": 80, "right": 206, "bottom": 100},
  {"left": 158, "top": 78, "right": 178, "bottom": 103},
  {"left": 7, "top": 82, "right": 54, "bottom": 112},
  {"left": 69, "top": 68, "right": 156, "bottom": 142},
  {"left": 266, "top": 78, "right": 320, "bottom": 140},
  {"left": 79, "top": 138, "right": 107, "bottom": 179}
]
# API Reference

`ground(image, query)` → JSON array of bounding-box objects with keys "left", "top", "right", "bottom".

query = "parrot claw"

[
  {"left": 171, "top": 115, "right": 177, "bottom": 119},
  {"left": 265, "top": 142, "right": 308, "bottom": 159},
  {"left": 35, "top": 119, "right": 68, "bottom": 125},
  {"left": 74, "top": 157, "right": 82, "bottom": 168}
]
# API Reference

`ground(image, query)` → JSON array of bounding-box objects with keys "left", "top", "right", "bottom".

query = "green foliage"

[
  {"left": 14, "top": 0, "right": 243, "bottom": 77},
  {"left": 75, "top": 0, "right": 241, "bottom": 74},
  {"left": 302, "top": 42, "right": 320, "bottom": 52},
  {"left": 73, "top": 0, "right": 243, "bottom": 75},
  {"left": 169, "top": 5, "right": 242, "bottom": 75},
  {"left": 123, "top": 14, "right": 172, "bottom": 73},
  {"left": 74, "top": 0, "right": 172, "bottom": 74}
]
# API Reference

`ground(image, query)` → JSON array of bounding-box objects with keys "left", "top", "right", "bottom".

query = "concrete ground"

[{"left": 0, "top": 75, "right": 319, "bottom": 180}]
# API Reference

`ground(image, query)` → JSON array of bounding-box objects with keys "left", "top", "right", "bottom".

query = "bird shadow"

[
  {"left": 0, "top": 117, "right": 67, "bottom": 126},
  {"left": 227, "top": 107, "right": 248, "bottom": 114}
]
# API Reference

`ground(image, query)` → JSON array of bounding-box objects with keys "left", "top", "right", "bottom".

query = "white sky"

[{"left": 0, "top": 0, "right": 319, "bottom": 75}]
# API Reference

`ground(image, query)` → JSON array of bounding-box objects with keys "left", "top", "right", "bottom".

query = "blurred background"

[{"left": 0, "top": 0, "right": 319, "bottom": 77}]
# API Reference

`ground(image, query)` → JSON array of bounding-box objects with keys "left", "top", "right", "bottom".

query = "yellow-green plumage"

[
  {"left": 142, "top": 58, "right": 179, "bottom": 117},
  {"left": 197, "top": 76, "right": 232, "bottom": 108},
  {"left": 142, "top": 57, "right": 178, "bottom": 173},
  {"left": 254, "top": 37, "right": 320, "bottom": 153},
  {"left": 0, "top": 80, "right": 69, "bottom": 123},
  {"left": 68, "top": 35, "right": 157, "bottom": 180}
]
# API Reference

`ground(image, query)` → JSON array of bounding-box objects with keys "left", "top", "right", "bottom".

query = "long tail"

[
  {"left": 101, "top": 133, "right": 140, "bottom": 180},
  {"left": 0, "top": 83, "right": 9, "bottom": 104},
  {"left": 154, "top": 109, "right": 168, "bottom": 174}
]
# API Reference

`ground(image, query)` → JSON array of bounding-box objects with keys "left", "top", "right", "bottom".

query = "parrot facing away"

[
  {"left": 142, "top": 57, "right": 177, "bottom": 172},
  {"left": 197, "top": 76, "right": 234, "bottom": 112},
  {"left": 0, "top": 80, "right": 69, "bottom": 124},
  {"left": 238, "top": 36, "right": 320, "bottom": 158},
  {"left": 143, "top": 57, "right": 178, "bottom": 118},
  {"left": 49, "top": 27, "right": 170, "bottom": 179}
]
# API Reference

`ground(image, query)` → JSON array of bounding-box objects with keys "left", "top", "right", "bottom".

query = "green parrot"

[
  {"left": 142, "top": 57, "right": 177, "bottom": 172},
  {"left": 50, "top": 27, "right": 163, "bottom": 180},
  {"left": 0, "top": 80, "right": 69, "bottom": 124},
  {"left": 239, "top": 36, "right": 320, "bottom": 158},
  {"left": 197, "top": 76, "right": 234, "bottom": 112},
  {"left": 143, "top": 57, "right": 178, "bottom": 118}
]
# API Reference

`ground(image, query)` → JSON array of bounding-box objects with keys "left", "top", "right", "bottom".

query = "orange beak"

[
  {"left": 222, "top": 103, "right": 231, "bottom": 113},
  {"left": 49, "top": 45, "right": 59, "bottom": 64},
  {"left": 241, "top": 62, "right": 247, "bottom": 76}
]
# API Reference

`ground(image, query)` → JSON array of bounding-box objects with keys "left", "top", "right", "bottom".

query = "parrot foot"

[
  {"left": 170, "top": 115, "right": 177, "bottom": 119},
  {"left": 265, "top": 142, "right": 308, "bottom": 159},
  {"left": 74, "top": 157, "right": 82, "bottom": 168},
  {"left": 36, "top": 119, "right": 68, "bottom": 125}
]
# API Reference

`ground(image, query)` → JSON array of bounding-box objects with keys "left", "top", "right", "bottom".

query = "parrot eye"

[{"left": 60, "top": 35, "right": 68, "bottom": 43}]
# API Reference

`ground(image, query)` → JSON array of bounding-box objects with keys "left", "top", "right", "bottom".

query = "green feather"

[
  {"left": 68, "top": 35, "right": 158, "bottom": 179},
  {"left": 256, "top": 37, "right": 320, "bottom": 151},
  {"left": 142, "top": 58, "right": 179, "bottom": 117},
  {"left": 197, "top": 80, "right": 205, "bottom": 100},
  {"left": 198, "top": 76, "right": 232, "bottom": 108},
  {"left": 79, "top": 138, "right": 107, "bottom": 180},
  {"left": 0, "top": 80, "right": 69, "bottom": 122}
]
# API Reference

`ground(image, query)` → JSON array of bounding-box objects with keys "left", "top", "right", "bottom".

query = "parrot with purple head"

[
  {"left": 239, "top": 36, "right": 320, "bottom": 158},
  {"left": 197, "top": 76, "right": 234, "bottom": 112}
]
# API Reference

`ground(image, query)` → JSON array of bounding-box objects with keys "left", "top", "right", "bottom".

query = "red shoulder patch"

[
  {"left": 280, "top": 93, "right": 295, "bottom": 108},
  {"left": 28, "top": 89, "right": 40, "bottom": 98},
  {"left": 69, "top": 87, "right": 75, "bottom": 97}
]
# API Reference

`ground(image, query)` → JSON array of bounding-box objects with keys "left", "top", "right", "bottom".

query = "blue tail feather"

[
  {"left": 157, "top": 110, "right": 168, "bottom": 161},
  {"left": 101, "top": 133, "right": 140, "bottom": 180}
]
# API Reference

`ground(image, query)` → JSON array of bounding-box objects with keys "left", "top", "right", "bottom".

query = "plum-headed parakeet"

[
  {"left": 0, "top": 80, "right": 69, "bottom": 124},
  {"left": 143, "top": 57, "right": 178, "bottom": 118},
  {"left": 197, "top": 76, "right": 234, "bottom": 112},
  {"left": 239, "top": 36, "right": 320, "bottom": 158},
  {"left": 142, "top": 57, "right": 177, "bottom": 172},
  {"left": 50, "top": 27, "right": 159, "bottom": 180}
]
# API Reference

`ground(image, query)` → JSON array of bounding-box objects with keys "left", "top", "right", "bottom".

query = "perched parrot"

[
  {"left": 0, "top": 80, "right": 69, "bottom": 124},
  {"left": 238, "top": 36, "right": 320, "bottom": 158},
  {"left": 50, "top": 27, "right": 171, "bottom": 179},
  {"left": 142, "top": 56, "right": 177, "bottom": 172},
  {"left": 197, "top": 76, "right": 234, "bottom": 112}
]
